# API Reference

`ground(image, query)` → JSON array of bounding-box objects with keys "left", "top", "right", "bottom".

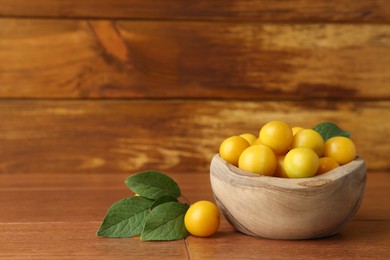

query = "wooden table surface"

[{"left": 0, "top": 171, "right": 389, "bottom": 259}]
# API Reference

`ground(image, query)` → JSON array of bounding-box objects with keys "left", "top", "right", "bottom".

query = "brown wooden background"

[{"left": 0, "top": 0, "right": 389, "bottom": 174}]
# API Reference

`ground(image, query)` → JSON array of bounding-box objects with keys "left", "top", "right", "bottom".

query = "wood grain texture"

[
  {"left": 1, "top": 19, "right": 390, "bottom": 99},
  {"left": 0, "top": 222, "right": 189, "bottom": 259},
  {"left": 0, "top": 172, "right": 389, "bottom": 259},
  {"left": 0, "top": 0, "right": 389, "bottom": 22},
  {"left": 0, "top": 173, "right": 213, "bottom": 222},
  {"left": 210, "top": 155, "right": 366, "bottom": 239},
  {"left": 186, "top": 219, "right": 390, "bottom": 259},
  {"left": 0, "top": 221, "right": 389, "bottom": 260},
  {"left": 0, "top": 100, "right": 389, "bottom": 174},
  {"left": 1, "top": 0, "right": 389, "bottom": 258},
  {"left": 0, "top": 172, "right": 388, "bottom": 221}
]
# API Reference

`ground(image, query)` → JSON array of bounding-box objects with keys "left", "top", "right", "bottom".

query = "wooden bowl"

[{"left": 210, "top": 154, "right": 366, "bottom": 239}]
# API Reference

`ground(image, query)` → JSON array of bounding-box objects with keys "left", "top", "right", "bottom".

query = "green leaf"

[
  {"left": 141, "top": 201, "right": 189, "bottom": 241},
  {"left": 313, "top": 122, "right": 351, "bottom": 141},
  {"left": 125, "top": 170, "right": 181, "bottom": 200},
  {"left": 150, "top": 195, "right": 178, "bottom": 210},
  {"left": 97, "top": 196, "right": 153, "bottom": 238}
]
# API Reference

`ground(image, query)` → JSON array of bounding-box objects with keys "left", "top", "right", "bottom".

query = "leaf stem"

[{"left": 180, "top": 195, "right": 191, "bottom": 205}]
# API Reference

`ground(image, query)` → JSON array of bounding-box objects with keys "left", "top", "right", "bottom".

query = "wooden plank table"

[{"left": 0, "top": 172, "right": 389, "bottom": 259}]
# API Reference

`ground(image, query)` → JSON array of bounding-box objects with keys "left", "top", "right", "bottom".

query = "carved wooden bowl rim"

[{"left": 211, "top": 154, "right": 366, "bottom": 190}]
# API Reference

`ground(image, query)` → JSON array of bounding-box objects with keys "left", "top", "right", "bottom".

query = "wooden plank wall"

[{"left": 0, "top": 1, "right": 389, "bottom": 174}]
